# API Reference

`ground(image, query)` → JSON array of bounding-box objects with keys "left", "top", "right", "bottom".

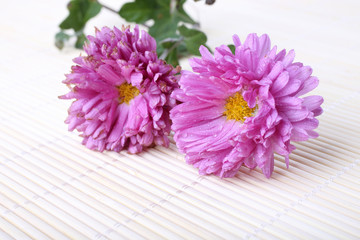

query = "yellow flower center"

[
  {"left": 223, "top": 92, "right": 257, "bottom": 122},
  {"left": 117, "top": 83, "right": 140, "bottom": 104}
]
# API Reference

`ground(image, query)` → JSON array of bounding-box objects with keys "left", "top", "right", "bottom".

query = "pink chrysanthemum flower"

[
  {"left": 170, "top": 33, "right": 323, "bottom": 178},
  {"left": 60, "top": 26, "right": 180, "bottom": 153}
]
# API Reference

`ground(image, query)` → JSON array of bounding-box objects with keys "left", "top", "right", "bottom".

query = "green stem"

[{"left": 98, "top": 2, "right": 118, "bottom": 14}]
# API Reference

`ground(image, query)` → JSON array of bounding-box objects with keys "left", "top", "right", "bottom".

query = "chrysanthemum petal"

[
  {"left": 97, "top": 64, "right": 123, "bottom": 85},
  {"left": 282, "top": 49, "right": 295, "bottom": 68},
  {"left": 271, "top": 71, "right": 289, "bottom": 93},
  {"left": 199, "top": 45, "right": 214, "bottom": 62},
  {"left": 302, "top": 95, "right": 324, "bottom": 111},
  {"left": 295, "top": 76, "right": 319, "bottom": 97},
  {"left": 232, "top": 34, "right": 241, "bottom": 47},
  {"left": 258, "top": 34, "right": 271, "bottom": 58},
  {"left": 171, "top": 33, "right": 322, "bottom": 178},
  {"left": 275, "top": 80, "right": 301, "bottom": 97},
  {"left": 61, "top": 26, "right": 179, "bottom": 153},
  {"left": 108, "top": 104, "right": 129, "bottom": 142}
]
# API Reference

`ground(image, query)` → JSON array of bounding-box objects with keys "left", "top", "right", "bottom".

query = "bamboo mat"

[{"left": 1, "top": 0, "right": 360, "bottom": 239}]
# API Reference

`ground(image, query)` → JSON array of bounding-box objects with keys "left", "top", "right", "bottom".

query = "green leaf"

[
  {"left": 174, "top": 0, "right": 196, "bottom": 24},
  {"left": 156, "top": 44, "right": 165, "bottom": 58},
  {"left": 83, "top": 0, "right": 102, "bottom": 21},
  {"left": 119, "top": 0, "right": 195, "bottom": 40},
  {"left": 59, "top": 0, "right": 101, "bottom": 31},
  {"left": 165, "top": 48, "right": 179, "bottom": 67},
  {"left": 148, "top": 1, "right": 175, "bottom": 41},
  {"left": 55, "top": 31, "right": 70, "bottom": 50},
  {"left": 58, "top": 0, "right": 208, "bottom": 64},
  {"left": 177, "top": 42, "right": 189, "bottom": 58},
  {"left": 75, "top": 32, "right": 87, "bottom": 49},
  {"left": 158, "top": 37, "right": 178, "bottom": 59},
  {"left": 228, "top": 44, "right": 236, "bottom": 54},
  {"left": 149, "top": 15, "right": 179, "bottom": 42},
  {"left": 119, "top": 0, "right": 156, "bottom": 23},
  {"left": 118, "top": 0, "right": 200, "bottom": 63},
  {"left": 178, "top": 24, "right": 207, "bottom": 55},
  {"left": 155, "top": 0, "right": 171, "bottom": 8},
  {"left": 160, "top": 37, "right": 181, "bottom": 49}
]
